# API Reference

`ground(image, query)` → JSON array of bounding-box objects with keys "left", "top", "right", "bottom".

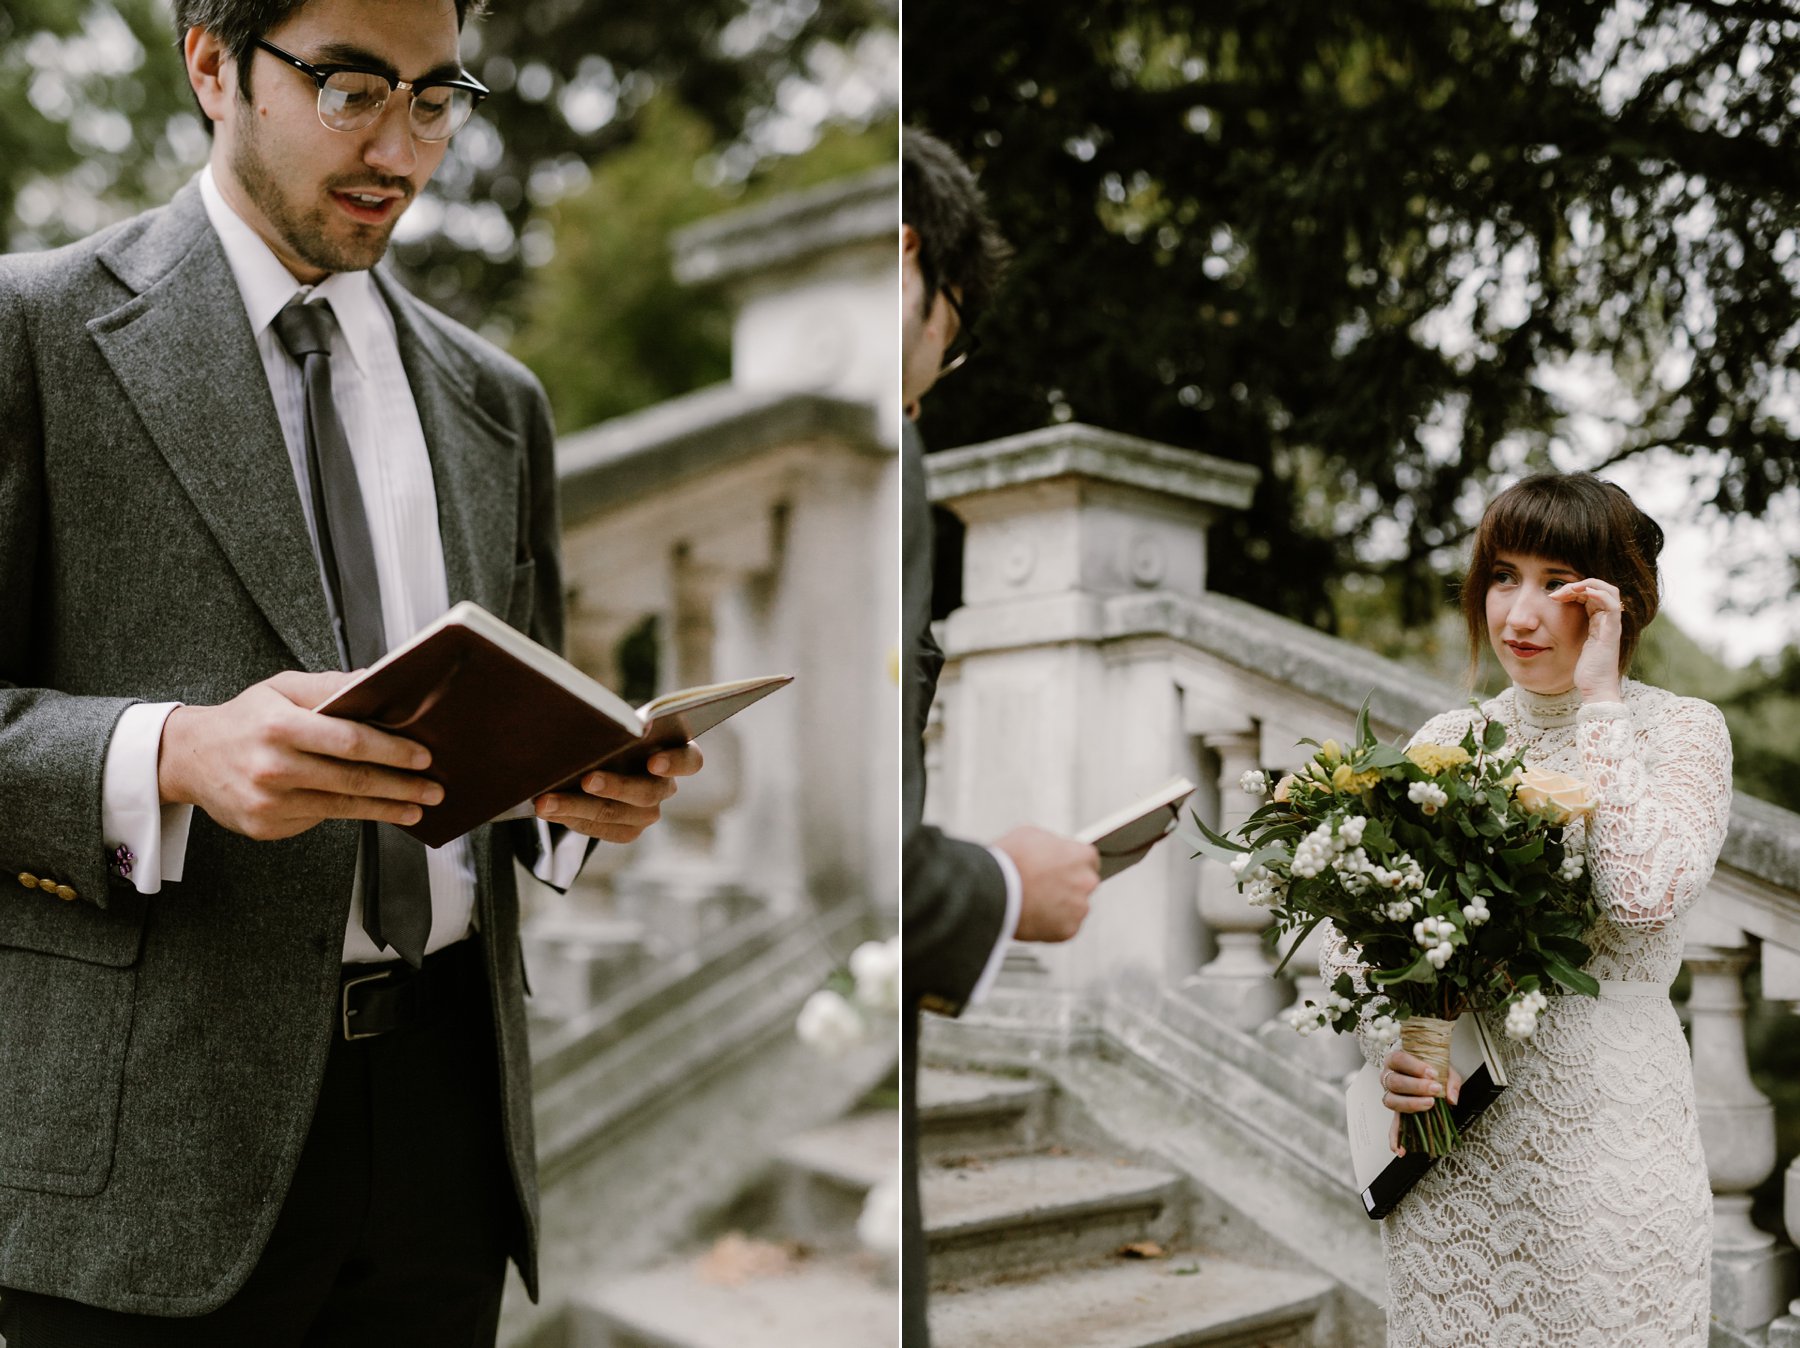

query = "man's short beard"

[{"left": 231, "top": 99, "right": 396, "bottom": 276}]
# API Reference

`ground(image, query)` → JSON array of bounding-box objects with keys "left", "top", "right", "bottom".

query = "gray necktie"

[{"left": 273, "top": 297, "right": 432, "bottom": 967}]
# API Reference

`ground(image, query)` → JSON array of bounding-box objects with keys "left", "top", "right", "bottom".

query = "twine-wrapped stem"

[{"left": 1399, "top": 1015, "right": 1461, "bottom": 1158}]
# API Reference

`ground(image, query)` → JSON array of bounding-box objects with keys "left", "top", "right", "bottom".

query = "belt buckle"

[{"left": 341, "top": 968, "right": 393, "bottom": 1041}]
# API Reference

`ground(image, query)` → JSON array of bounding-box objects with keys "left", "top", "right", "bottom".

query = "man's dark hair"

[
  {"left": 175, "top": 0, "right": 487, "bottom": 110},
  {"left": 902, "top": 127, "right": 1011, "bottom": 323}
]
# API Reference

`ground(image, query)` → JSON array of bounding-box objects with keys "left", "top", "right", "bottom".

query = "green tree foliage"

[
  {"left": 906, "top": 0, "right": 1800, "bottom": 634},
  {"left": 3, "top": 0, "right": 893, "bottom": 327},
  {"left": 0, "top": 0, "right": 198, "bottom": 249},
  {"left": 512, "top": 99, "right": 895, "bottom": 431}
]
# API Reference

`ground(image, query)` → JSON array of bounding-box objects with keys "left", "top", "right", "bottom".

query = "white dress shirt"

[
  {"left": 967, "top": 844, "right": 1022, "bottom": 1005},
  {"left": 100, "top": 165, "right": 585, "bottom": 960}
]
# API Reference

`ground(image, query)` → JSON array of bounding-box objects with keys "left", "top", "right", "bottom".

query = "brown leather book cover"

[{"left": 315, "top": 602, "right": 791, "bottom": 848}]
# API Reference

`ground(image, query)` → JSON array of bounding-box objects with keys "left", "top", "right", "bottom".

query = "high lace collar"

[{"left": 1511, "top": 683, "right": 1588, "bottom": 729}]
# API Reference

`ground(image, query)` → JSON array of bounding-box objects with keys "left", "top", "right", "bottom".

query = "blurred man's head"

[{"left": 901, "top": 128, "right": 1010, "bottom": 414}]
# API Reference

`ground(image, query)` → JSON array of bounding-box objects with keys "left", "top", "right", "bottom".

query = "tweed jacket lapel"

[
  {"left": 86, "top": 183, "right": 338, "bottom": 672},
  {"left": 374, "top": 269, "right": 518, "bottom": 623}
]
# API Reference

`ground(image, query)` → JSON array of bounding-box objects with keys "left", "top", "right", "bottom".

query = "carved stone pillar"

[
  {"left": 1181, "top": 730, "right": 1290, "bottom": 1030},
  {"left": 1688, "top": 939, "right": 1798, "bottom": 1330},
  {"left": 1757, "top": 943, "right": 1800, "bottom": 1345}
]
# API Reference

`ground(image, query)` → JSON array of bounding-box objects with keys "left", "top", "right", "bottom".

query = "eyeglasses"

[
  {"left": 939, "top": 288, "right": 981, "bottom": 375},
  {"left": 255, "top": 39, "right": 489, "bottom": 142}
]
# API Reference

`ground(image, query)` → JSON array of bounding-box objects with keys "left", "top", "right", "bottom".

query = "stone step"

[
  {"left": 570, "top": 1250, "right": 897, "bottom": 1348},
  {"left": 923, "top": 1152, "right": 1183, "bottom": 1288},
  {"left": 931, "top": 1252, "right": 1334, "bottom": 1348},
  {"left": 917, "top": 1067, "right": 1053, "bottom": 1160},
  {"left": 772, "top": 1109, "right": 899, "bottom": 1248}
]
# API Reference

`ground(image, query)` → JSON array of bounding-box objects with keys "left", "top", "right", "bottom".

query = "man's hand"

[
  {"left": 532, "top": 744, "right": 704, "bottom": 843},
  {"left": 994, "top": 826, "right": 1100, "bottom": 942},
  {"left": 159, "top": 670, "right": 441, "bottom": 841}
]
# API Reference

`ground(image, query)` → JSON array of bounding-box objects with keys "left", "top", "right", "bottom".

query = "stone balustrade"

[{"left": 925, "top": 421, "right": 1800, "bottom": 1341}]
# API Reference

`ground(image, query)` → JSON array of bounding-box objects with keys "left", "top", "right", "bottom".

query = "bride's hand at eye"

[
  {"left": 1381, "top": 1046, "right": 1462, "bottom": 1156},
  {"left": 1552, "top": 577, "right": 1625, "bottom": 704}
]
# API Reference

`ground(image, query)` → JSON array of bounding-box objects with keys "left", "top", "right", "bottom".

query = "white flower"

[
  {"left": 1244, "top": 872, "right": 1285, "bottom": 909},
  {"left": 856, "top": 1166, "right": 902, "bottom": 1257},
  {"left": 1283, "top": 1002, "right": 1329, "bottom": 1036},
  {"left": 1339, "top": 815, "right": 1367, "bottom": 847},
  {"left": 1426, "top": 942, "right": 1454, "bottom": 969},
  {"left": 1382, "top": 898, "right": 1414, "bottom": 921},
  {"left": 848, "top": 938, "right": 901, "bottom": 1015},
  {"left": 1365, "top": 1013, "right": 1400, "bottom": 1051},
  {"left": 1462, "top": 897, "right": 1491, "bottom": 927},
  {"left": 1239, "top": 769, "right": 1269, "bottom": 797},
  {"left": 1292, "top": 824, "right": 1337, "bottom": 879},
  {"left": 796, "top": 989, "right": 865, "bottom": 1055},
  {"left": 1505, "top": 989, "right": 1551, "bottom": 1040},
  {"left": 1558, "top": 854, "right": 1585, "bottom": 883},
  {"left": 1407, "top": 781, "right": 1449, "bottom": 813}
]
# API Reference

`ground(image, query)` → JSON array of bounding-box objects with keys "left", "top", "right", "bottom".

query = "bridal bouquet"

[{"left": 1193, "top": 700, "right": 1603, "bottom": 1157}]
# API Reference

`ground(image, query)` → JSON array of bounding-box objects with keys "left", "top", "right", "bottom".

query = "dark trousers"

[{"left": 0, "top": 938, "right": 519, "bottom": 1347}]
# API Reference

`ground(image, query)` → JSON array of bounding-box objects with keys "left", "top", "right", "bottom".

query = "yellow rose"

[
  {"left": 1330, "top": 763, "right": 1382, "bottom": 793},
  {"left": 1406, "top": 743, "right": 1471, "bottom": 776},
  {"left": 1273, "top": 773, "right": 1297, "bottom": 803},
  {"left": 1513, "top": 769, "right": 1595, "bottom": 823}
]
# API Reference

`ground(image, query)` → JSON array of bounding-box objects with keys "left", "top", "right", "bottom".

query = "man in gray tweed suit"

[{"left": 0, "top": 0, "right": 698, "bottom": 1340}]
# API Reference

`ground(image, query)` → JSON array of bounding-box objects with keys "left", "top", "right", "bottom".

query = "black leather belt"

[{"left": 339, "top": 938, "right": 477, "bottom": 1041}]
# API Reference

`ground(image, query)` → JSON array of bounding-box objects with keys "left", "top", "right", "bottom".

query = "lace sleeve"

[
  {"left": 1406, "top": 708, "right": 1480, "bottom": 756},
  {"left": 1578, "top": 696, "right": 1732, "bottom": 932},
  {"left": 1318, "top": 919, "right": 1388, "bottom": 1068}
]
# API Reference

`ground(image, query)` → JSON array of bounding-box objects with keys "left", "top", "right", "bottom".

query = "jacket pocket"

[{"left": 0, "top": 897, "right": 143, "bottom": 1195}]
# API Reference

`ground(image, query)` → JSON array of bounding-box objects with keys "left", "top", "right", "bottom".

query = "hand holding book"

[{"left": 532, "top": 748, "right": 704, "bottom": 843}]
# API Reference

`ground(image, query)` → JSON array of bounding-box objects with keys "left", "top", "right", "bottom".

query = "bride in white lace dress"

[{"left": 1322, "top": 472, "right": 1732, "bottom": 1347}]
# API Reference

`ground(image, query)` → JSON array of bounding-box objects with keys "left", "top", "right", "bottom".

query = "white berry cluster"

[
  {"left": 1413, "top": 914, "right": 1459, "bottom": 968},
  {"left": 1239, "top": 769, "right": 1269, "bottom": 797},
  {"left": 1364, "top": 1009, "right": 1401, "bottom": 1051},
  {"left": 1558, "top": 853, "right": 1585, "bottom": 883},
  {"left": 1505, "top": 989, "right": 1550, "bottom": 1040},
  {"left": 1290, "top": 823, "right": 1340, "bottom": 879},
  {"left": 1462, "top": 894, "right": 1492, "bottom": 926},
  {"left": 1407, "top": 780, "right": 1449, "bottom": 814},
  {"left": 1283, "top": 1002, "right": 1330, "bottom": 1036},
  {"left": 1339, "top": 815, "right": 1368, "bottom": 847},
  {"left": 1230, "top": 852, "right": 1288, "bottom": 910}
]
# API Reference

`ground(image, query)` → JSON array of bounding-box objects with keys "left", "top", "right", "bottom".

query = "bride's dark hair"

[{"left": 1460, "top": 472, "right": 1665, "bottom": 684}]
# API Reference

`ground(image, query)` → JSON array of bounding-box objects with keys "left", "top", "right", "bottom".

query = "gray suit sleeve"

[
  {"left": 900, "top": 423, "right": 1008, "bottom": 1016},
  {"left": 0, "top": 270, "right": 137, "bottom": 909}
]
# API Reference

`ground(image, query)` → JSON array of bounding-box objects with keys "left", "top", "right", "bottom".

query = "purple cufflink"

[{"left": 110, "top": 845, "right": 134, "bottom": 880}]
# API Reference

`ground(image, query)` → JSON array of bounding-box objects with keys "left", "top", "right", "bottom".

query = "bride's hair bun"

[{"left": 1460, "top": 472, "right": 1664, "bottom": 683}]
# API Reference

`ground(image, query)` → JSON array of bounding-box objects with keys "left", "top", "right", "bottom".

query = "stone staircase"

[
  {"left": 566, "top": 1087, "right": 900, "bottom": 1348},
  {"left": 920, "top": 1066, "right": 1343, "bottom": 1348}
]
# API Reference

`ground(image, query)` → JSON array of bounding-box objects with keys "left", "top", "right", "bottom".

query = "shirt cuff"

[
  {"left": 966, "top": 845, "right": 1023, "bottom": 1007},
  {"left": 101, "top": 702, "right": 193, "bottom": 893},
  {"left": 531, "top": 819, "right": 592, "bottom": 892}
]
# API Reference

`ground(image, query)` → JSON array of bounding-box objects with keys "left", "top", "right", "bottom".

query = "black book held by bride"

[
  {"left": 1345, "top": 1012, "right": 1509, "bottom": 1219},
  {"left": 316, "top": 601, "right": 792, "bottom": 849}
]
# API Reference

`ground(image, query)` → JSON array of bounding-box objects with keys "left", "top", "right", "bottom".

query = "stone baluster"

[
  {"left": 1181, "top": 728, "right": 1291, "bottom": 1030},
  {"left": 622, "top": 549, "right": 754, "bottom": 949},
  {"left": 1687, "top": 936, "right": 1798, "bottom": 1330},
  {"left": 1758, "top": 942, "right": 1800, "bottom": 1345}
]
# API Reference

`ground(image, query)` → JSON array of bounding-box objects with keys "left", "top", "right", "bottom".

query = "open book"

[
  {"left": 1076, "top": 776, "right": 1197, "bottom": 880},
  {"left": 316, "top": 601, "right": 792, "bottom": 848},
  {"left": 1344, "top": 1012, "right": 1509, "bottom": 1219}
]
